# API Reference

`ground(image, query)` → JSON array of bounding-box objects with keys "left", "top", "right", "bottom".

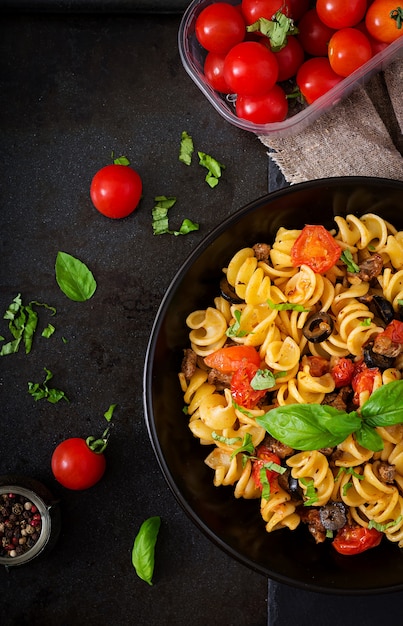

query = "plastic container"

[{"left": 178, "top": 0, "right": 403, "bottom": 138}]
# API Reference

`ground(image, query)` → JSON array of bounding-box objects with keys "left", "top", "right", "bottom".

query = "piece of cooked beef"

[{"left": 181, "top": 348, "right": 197, "bottom": 380}]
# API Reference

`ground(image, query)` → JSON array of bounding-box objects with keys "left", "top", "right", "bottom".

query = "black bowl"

[{"left": 143, "top": 176, "right": 403, "bottom": 594}]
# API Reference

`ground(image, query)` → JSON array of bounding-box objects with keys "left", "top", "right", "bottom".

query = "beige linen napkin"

[{"left": 259, "top": 59, "right": 403, "bottom": 184}]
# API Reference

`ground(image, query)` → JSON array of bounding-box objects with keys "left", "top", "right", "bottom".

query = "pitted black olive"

[
  {"left": 371, "top": 295, "right": 395, "bottom": 325},
  {"left": 319, "top": 501, "right": 347, "bottom": 531},
  {"left": 220, "top": 277, "right": 243, "bottom": 304},
  {"left": 302, "top": 312, "right": 334, "bottom": 343},
  {"left": 363, "top": 342, "right": 395, "bottom": 370}
]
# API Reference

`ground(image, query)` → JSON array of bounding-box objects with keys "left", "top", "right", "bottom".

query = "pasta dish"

[{"left": 178, "top": 212, "right": 403, "bottom": 555}]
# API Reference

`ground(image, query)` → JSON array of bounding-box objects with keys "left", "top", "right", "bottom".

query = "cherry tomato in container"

[
  {"left": 296, "top": 57, "right": 343, "bottom": 103},
  {"left": 224, "top": 41, "right": 279, "bottom": 96},
  {"left": 365, "top": 0, "right": 403, "bottom": 43},
  {"left": 231, "top": 362, "right": 267, "bottom": 408},
  {"left": 297, "top": 8, "right": 336, "bottom": 56},
  {"left": 204, "top": 345, "right": 261, "bottom": 372},
  {"left": 328, "top": 27, "right": 372, "bottom": 76},
  {"left": 316, "top": 0, "right": 367, "bottom": 29},
  {"left": 333, "top": 524, "right": 383, "bottom": 555},
  {"left": 287, "top": 0, "right": 310, "bottom": 22},
  {"left": 90, "top": 163, "right": 142, "bottom": 219},
  {"left": 251, "top": 445, "right": 282, "bottom": 493},
  {"left": 236, "top": 84, "right": 288, "bottom": 124},
  {"left": 204, "top": 51, "right": 232, "bottom": 93},
  {"left": 241, "top": 0, "right": 289, "bottom": 25},
  {"left": 273, "top": 35, "right": 305, "bottom": 81},
  {"left": 356, "top": 20, "right": 389, "bottom": 54},
  {"left": 195, "top": 2, "right": 246, "bottom": 54},
  {"left": 291, "top": 224, "right": 342, "bottom": 273}
]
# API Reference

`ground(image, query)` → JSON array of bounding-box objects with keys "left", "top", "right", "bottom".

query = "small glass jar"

[{"left": 0, "top": 475, "right": 61, "bottom": 567}]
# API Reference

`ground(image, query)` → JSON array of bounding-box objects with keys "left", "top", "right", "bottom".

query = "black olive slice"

[
  {"left": 371, "top": 295, "right": 395, "bottom": 325},
  {"left": 219, "top": 277, "right": 243, "bottom": 304},
  {"left": 363, "top": 342, "right": 395, "bottom": 370},
  {"left": 303, "top": 312, "right": 334, "bottom": 343},
  {"left": 319, "top": 501, "right": 347, "bottom": 531}
]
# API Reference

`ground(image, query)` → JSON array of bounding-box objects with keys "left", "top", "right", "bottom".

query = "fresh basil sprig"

[
  {"left": 55, "top": 251, "right": 97, "bottom": 302},
  {"left": 256, "top": 380, "right": 403, "bottom": 452},
  {"left": 132, "top": 516, "right": 161, "bottom": 586}
]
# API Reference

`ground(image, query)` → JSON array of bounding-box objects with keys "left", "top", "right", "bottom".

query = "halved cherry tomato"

[
  {"left": 365, "top": 1, "right": 403, "bottom": 43},
  {"left": 231, "top": 362, "right": 267, "bottom": 408},
  {"left": 195, "top": 2, "right": 246, "bottom": 54},
  {"left": 330, "top": 357, "right": 355, "bottom": 387},
  {"left": 351, "top": 363, "right": 380, "bottom": 406},
  {"left": 204, "top": 345, "right": 261, "bottom": 372},
  {"left": 328, "top": 27, "right": 372, "bottom": 77},
  {"left": 291, "top": 224, "right": 342, "bottom": 274},
  {"left": 333, "top": 524, "right": 383, "bottom": 555},
  {"left": 251, "top": 444, "right": 281, "bottom": 493},
  {"left": 380, "top": 319, "right": 403, "bottom": 343}
]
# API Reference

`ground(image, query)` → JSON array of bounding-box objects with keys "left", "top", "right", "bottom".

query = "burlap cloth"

[{"left": 259, "top": 59, "right": 403, "bottom": 183}]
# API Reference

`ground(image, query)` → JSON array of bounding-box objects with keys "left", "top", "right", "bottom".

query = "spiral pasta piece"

[
  {"left": 260, "top": 487, "right": 301, "bottom": 532},
  {"left": 186, "top": 307, "right": 228, "bottom": 356},
  {"left": 287, "top": 451, "right": 334, "bottom": 506}
]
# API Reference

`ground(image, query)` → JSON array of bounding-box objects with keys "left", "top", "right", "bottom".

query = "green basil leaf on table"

[
  {"left": 55, "top": 251, "right": 97, "bottom": 302},
  {"left": 132, "top": 516, "right": 161, "bottom": 585}
]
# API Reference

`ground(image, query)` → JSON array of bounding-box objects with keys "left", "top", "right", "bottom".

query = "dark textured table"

[{"left": 1, "top": 7, "right": 403, "bottom": 626}]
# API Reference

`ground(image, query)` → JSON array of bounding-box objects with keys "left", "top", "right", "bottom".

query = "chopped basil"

[
  {"left": 226, "top": 310, "right": 247, "bottom": 338},
  {"left": 55, "top": 252, "right": 97, "bottom": 302},
  {"left": 360, "top": 318, "right": 371, "bottom": 327},
  {"left": 0, "top": 294, "right": 56, "bottom": 355},
  {"left": 267, "top": 298, "right": 310, "bottom": 312},
  {"left": 28, "top": 368, "right": 69, "bottom": 403},
  {"left": 104, "top": 403, "right": 117, "bottom": 422},
  {"left": 112, "top": 154, "right": 130, "bottom": 166},
  {"left": 341, "top": 249, "right": 360, "bottom": 273},
  {"left": 179, "top": 131, "right": 194, "bottom": 166},
  {"left": 260, "top": 467, "right": 271, "bottom": 500},
  {"left": 212, "top": 431, "right": 242, "bottom": 446},
  {"left": 198, "top": 151, "right": 225, "bottom": 188},
  {"left": 368, "top": 516, "right": 403, "bottom": 532},
  {"left": 42, "top": 323, "right": 55, "bottom": 338},
  {"left": 230, "top": 433, "right": 255, "bottom": 458},
  {"left": 246, "top": 11, "right": 298, "bottom": 51},
  {"left": 300, "top": 477, "right": 318, "bottom": 506},
  {"left": 152, "top": 196, "right": 199, "bottom": 236},
  {"left": 132, "top": 516, "right": 161, "bottom": 585},
  {"left": 251, "top": 369, "right": 287, "bottom": 391}
]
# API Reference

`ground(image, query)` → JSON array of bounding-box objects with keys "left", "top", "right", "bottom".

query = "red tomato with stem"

[
  {"left": 251, "top": 445, "right": 281, "bottom": 493},
  {"left": 195, "top": 2, "right": 246, "bottom": 54},
  {"left": 231, "top": 362, "right": 267, "bottom": 408},
  {"left": 90, "top": 164, "right": 142, "bottom": 219},
  {"left": 235, "top": 84, "right": 288, "bottom": 124},
  {"left": 330, "top": 357, "right": 355, "bottom": 387},
  {"left": 224, "top": 41, "right": 279, "bottom": 96},
  {"left": 296, "top": 57, "right": 343, "bottom": 103},
  {"left": 204, "top": 345, "right": 261, "bottom": 372},
  {"left": 328, "top": 28, "right": 372, "bottom": 77},
  {"left": 51, "top": 438, "right": 107, "bottom": 490},
  {"left": 316, "top": 0, "right": 367, "bottom": 29},
  {"left": 204, "top": 51, "right": 232, "bottom": 93},
  {"left": 366, "top": 0, "right": 403, "bottom": 43},
  {"left": 272, "top": 35, "right": 305, "bottom": 81},
  {"left": 291, "top": 224, "right": 342, "bottom": 273},
  {"left": 333, "top": 524, "right": 383, "bottom": 555},
  {"left": 297, "top": 8, "right": 336, "bottom": 56}
]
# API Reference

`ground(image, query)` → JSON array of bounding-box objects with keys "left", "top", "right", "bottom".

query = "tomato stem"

[
  {"left": 86, "top": 426, "right": 111, "bottom": 454},
  {"left": 390, "top": 8, "right": 403, "bottom": 29}
]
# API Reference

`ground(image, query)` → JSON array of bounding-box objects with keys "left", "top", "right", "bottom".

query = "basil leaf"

[
  {"left": 42, "top": 323, "right": 55, "bottom": 338},
  {"left": 341, "top": 249, "right": 360, "bottom": 273},
  {"left": 198, "top": 151, "right": 225, "bottom": 188},
  {"left": 55, "top": 252, "right": 97, "bottom": 302},
  {"left": 132, "top": 516, "right": 161, "bottom": 586},
  {"left": 104, "top": 404, "right": 117, "bottom": 422},
  {"left": 361, "top": 380, "right": 403, "bottom": 427},
  {"left": 212, "top": 431, "right": 241, "bottom": 445},
  {"left": 179, "top": 131, "right": 194, "bottom": 166},
  {"left": 28, "top": 368, "right": 69, "bottom": 403},
  {"left": 251, "top": 369, "right": 287, "bottom": 390},
  {"left": 267, "top": 298, "right": 310, "bottom": 312},
  {"left": 172, "top": 218, "right": 199, "bottom": 236},
  {"left": 256, "top": 404, "right": 360, "bottom": 451},
  {"left": 23, "top": 303, "right": 38, "bottom": 353},
  {"left": 355, "top": 421, "right": 384, "bottom": 451},
  {"left": 230, "top": 433, "right": 255, "bottom": 458}
]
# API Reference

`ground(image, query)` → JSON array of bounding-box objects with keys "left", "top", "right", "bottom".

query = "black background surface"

[{"left": 1, "top": 6, "right": 403, "bottom": 626}]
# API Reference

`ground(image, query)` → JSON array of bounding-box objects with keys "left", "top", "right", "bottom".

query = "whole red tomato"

[
  {"left": 296, "top": 57, "right": 343, "bottom": 103},
  {"left": 224, "top": 41, "right": 279, "bottom": 96},
  {"left": 297, "top": 8, "right": 336, "bottom": 56},
  {"left": 195, "top": 2, "right": 246, "bottom": 54},
  {"left": 90, "top": 164, "right": 142, "bottom": 219},
  {"left": 241, "top": 0, "right": 289, "bottom": 25},
  {"left": 316, "top": 0, "right": 367, "bottom": 29},
  {"left": 272, "top": 35, "right": 305, "bottom": 81},
  {"left": 204, "top": 51, "right": 232, "bottom": 93},
  {"left": 236, "top": 85, "right": 288, "bottom": 124},
  {"left": 51, "top": 438, "right": 106, "bottom": 490},
  {"left": 333, "top": 524, "right": 383, "bottom": 555},
  {"left": 328, "top": 27, "right": 372, "bottom": 77},
  {"left": 366, "top": 0, "right": 403, "bottom": 43}
]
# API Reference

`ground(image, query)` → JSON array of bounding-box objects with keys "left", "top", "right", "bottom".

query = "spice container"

[
  {"left": 178, "top": 0, "right": 403, "bottom": 138},
  {"left": 0, "top": 475, "right": 60, "bottom": 567}
]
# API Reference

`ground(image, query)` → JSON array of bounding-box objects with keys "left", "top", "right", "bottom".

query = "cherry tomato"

[
  {"left": 204, "top": 51, "right": 232, "bottom": 93},
  {"left": 351, "top": 363, "right": 380, "bottom": 406},
  {"left": 204, "top": 345, "right": 261, "bottom": 372},
  {"left": 195, "top": 2, "right": 246, "bottom": 54},
  {"left": 231, "top": 362, "right": 267, "bottom": 408},
  {"left": 316, "top": 0, "right": 367, "bottom": 29},
  {"left": 235, "top": 84, "right": 288, "bottom": 124},
  {"left": 328, "top": 27, "right": 372, "bottom": 77},
  {"left": 356, "top": 20, "right": 390, "bottom": 54},
  {"left": 272, "top": 35, "right": 305, "bottom": 81},
  {"left": 296, "top": 57, "right": 343, "bottom": 103},
  {"left": 330, "top": 357, "right": 355, "bottom": 387},
  {"left": 90, "top": 164, "right": 142, "bottom": 219},
  {"left": 381, "top": 319, "right": 403, "bottom": 343},
  {"left": 251, "top": 445, "right": 281, "bottom": 493},
  {"left": 297, "top": 8, "right": 336, "bottom": 56},
  {"left": 241, "top": 0, "right": 289, "bottom": 25},
  {"left": 333, "top": 524, "right": 383, "bottom": 555},
  {"left": 287, "top": 0, "right": 310, "bottom": 22},
  {"left": 366, "top": 1, "right": 403, "bottom": 43},
  {"left": 51, "top": 438, "right": 106, "bottom": 490},
  {"left": 224, "top": 41, "right": 279, "bottom": 96},
  {"left": 291, "top": 224, "right": 342, "bottom": 273}
]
